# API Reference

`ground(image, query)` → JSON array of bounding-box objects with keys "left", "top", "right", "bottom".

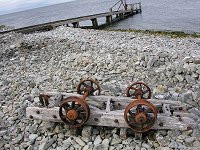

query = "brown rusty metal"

[
  {"left": 39, "top": 94, "right": 51, "bottom": 107},
  {"left": 126, "top": 82, "right": 151, "bottom": 99},
  {"left": 77, "top": 79, "right": 101, "bottom": 96},
  {"left": 124, "top": 99, "right": 157, "bottom": 133},
  {"left": 59, "top": 96, "right": 90, "bottom": 128},
  {"left": 59, "top": 79, "right": 101, "bottom": 128}
]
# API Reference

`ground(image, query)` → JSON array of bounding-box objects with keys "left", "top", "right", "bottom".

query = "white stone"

[
  {"left": 175, "top": 74, "right": 184, "bottom": 82},
  {"left": 29, "top": 134, "right": 38, "bottom": 142},
  {"left": 94, "top": 135, "right": 102, "bottom": 145},
  {"left": 74, "top": 137, "right": 85, "bottom": 147},
  {"left": 185, "top": 137, "right": 195, "bottom": 143}
]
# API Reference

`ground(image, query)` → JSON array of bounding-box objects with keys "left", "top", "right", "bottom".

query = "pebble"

[
  {"left": 94, "top": 135, "right": 102, "bottom": 145},
  {"left": 39, "top": 138, "right": 55, "bottom": 150},
  {"left": 29, "top": 134, "right": 38, "bottom": 142},
  {"left": 82, "top": 126, "right": 92, "bottom": 138},
  {"left": 185, "top": 137, "right": 195, "bottom": 143},
  {"left": 1, "top": 26, "right": 200, "bottom": 150},
  {"left": 74, "top": 137, "right": 85, "bottom": 147}
]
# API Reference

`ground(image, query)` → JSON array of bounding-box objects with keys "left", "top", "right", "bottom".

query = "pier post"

[
  {"left": 139, "top": 2, "right": 142, "bottom": 13},
  {"left": 72, "top": 22, "right": 79, "bottom": 28},
  {"left": 91, "top": 18, "right": 98, "bottom": 28},
  {"left": 106, "top": 15, "right": 112, "bottom": 25},
  {"left": 119, "top": 13, "right": 124, "bottom": 19}
]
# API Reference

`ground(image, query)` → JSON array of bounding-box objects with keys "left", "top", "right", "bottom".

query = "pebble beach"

[{"left": 0, "top": 26, "right": 200, "bottom": 150}]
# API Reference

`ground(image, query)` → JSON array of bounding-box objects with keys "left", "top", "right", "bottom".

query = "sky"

[{"left": 0, "top": 0, "right": 76, "bottom": 15}]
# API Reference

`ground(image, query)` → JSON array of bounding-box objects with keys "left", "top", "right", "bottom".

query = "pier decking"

[{"left": 0, "top": 2, "right": 141, "bottom": 34}]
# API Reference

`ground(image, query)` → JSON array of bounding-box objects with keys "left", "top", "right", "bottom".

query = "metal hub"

[
  {"left": 135, "top": 112, "right": 147, "bottom": 124},
  {"left": 67, "top": 109, "right": 78, "bottom": 120}
]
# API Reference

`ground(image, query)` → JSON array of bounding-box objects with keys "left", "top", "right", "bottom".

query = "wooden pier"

[{"left": 0, "top": 2, "right": 141, "bottom": 34}]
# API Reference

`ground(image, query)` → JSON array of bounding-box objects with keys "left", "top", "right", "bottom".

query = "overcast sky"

[{"left": 0, "top": 0, "right": 76, "bottom": 15}]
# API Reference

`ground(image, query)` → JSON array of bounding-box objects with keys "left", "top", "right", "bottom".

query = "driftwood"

[{"left": 26, "top": 92, "right": 197, "bottom": 133}]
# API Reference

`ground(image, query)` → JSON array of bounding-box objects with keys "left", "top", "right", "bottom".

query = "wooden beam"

[
  {"left": 40, "top": 92, "right": 190, "bottom": 111},
  {"left": 26, "top": 107, "right": 197, "bottom": 130}
]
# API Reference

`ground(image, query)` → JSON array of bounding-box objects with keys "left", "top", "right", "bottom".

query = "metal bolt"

[
  {"left": 114, "top": 119, "right": 119, "bottom": 123},
  {"left": 159, "top": 122, "right": 163, "bottom": 127},
  {"left": 179, "top": 107, "right": 183, "bottom": 111},
  {"left": 178, "top": 117, "right": 182, "bottom": 121},
  {"left": 187, "top": 126, "right": 192, "bottom": 130}
]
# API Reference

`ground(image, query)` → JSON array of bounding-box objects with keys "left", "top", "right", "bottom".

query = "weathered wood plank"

[
  {"left": 43, "top": 92, "right": 186, "bottom": 105},
  {"left": 26, "top": 107, "right": 197, "bottom": 130},
  {"left": 40, "top": 92, "right": 190, "bottom": 111}
]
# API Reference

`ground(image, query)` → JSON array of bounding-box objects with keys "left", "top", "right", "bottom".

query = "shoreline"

[{"left": 0, "top": 26, "right": 200, "bottom": 149}]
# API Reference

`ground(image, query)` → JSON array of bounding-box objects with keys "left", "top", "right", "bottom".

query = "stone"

[
  {"left": 168, "top": 141, "right": 178, "bottom": 149},
  {"left": 0, "top": 130, "right": 7, "bottom": 137},
  {"left": 185, "top": 137, "right": 195, "bottom": 143},
  {"left": 157, "top": 147, "right": 171, "bottom": 150},
  {"left": 189, "top": 108, "right": 200, "bottom": 117},
  {"left": 82, "top": 126, "right": 92, "bottom": 138},
  {"left": 181, "top": 91, "right": 193, "bottom": 103},
  {"left": 142, "top": 143, "right": 151, "bottom": 149},
  {"left": 82, "top": 145, "right": 89, "bottom": 150},
  {"left": 194, "top": 56, "right": 200, "bottom": 64},
  {"left": 175, "top": 74, "right": 184, "bottom": 82},
  {"left": 102, "top": 139, "right": 110, "bottom": 146},
  {"left": 93, "top": 144, "right": 108, "bottom": 150},
  {"left": 94, "top": 135, "right": 102, "bottom": 145},
  {"left": 156, "top": 134, "right": 170, "bottom": 146},
  {"left": 29, "top": 134, "right": 38, "bottom": 142},
  {"left": 93, "top": 128, "right": 99, "bottom": 135},
  {"left": 147, "top": 56, "right": 159, "bottom": 68},
  {"left": 39, "top": 138, "right": 55, "bottom": 150},
  {"left": 74, "top": 137, "right": 85, "bottom": 147},
  {"left": 62, "top": 138, "right": 71, "bottom": 149},
  {"left": 4, "top": 144, "right": 10, "bottom": 149},
  {"left": 110, "top": 137, "right": 122, "bottom": 145}
]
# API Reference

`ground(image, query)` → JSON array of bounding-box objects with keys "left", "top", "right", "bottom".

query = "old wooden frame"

[{"left": 26, "top": 92, "right": 197, "bottom": 131}]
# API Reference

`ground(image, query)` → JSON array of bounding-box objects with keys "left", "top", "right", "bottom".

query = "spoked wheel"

[
  {"left": 77, "top": 79, "right": 101, "bottom": 96},
  {"left": 59, "top": 96, "right": 90, "bottom": 128},
  {"left": 124, "top": 99, "right": 157, "bottom": 133},
  {"left": 126, "top": 82, "right": 151, "bottom": 99}
]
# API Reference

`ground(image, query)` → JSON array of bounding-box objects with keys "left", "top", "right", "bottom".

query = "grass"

[{"left": 102, "top": 28, "right": 200, "bottom": 38}]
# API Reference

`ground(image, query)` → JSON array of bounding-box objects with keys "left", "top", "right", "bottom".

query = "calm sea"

[{"left": 0, "top": 0, "right": 199, "bottom": 33}]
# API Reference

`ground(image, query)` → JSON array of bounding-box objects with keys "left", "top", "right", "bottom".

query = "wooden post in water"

[
  {"left": 139, "top": 2, "right": 142, "bottom": 13},
  {"left": 91, "top": 18, "right": 98, "bottom": 28},
  {"left": 119, "top": 13, "right": 124, "bottom": 19},
  {"left": 72, "top": 22, "right": 79, "bottom": 28},
  {"left": 106, "top": 15, "right": 112, "bottom": 25}
]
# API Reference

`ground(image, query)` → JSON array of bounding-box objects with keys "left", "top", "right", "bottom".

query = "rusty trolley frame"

[{"left": 26, "top": 79, "right": 197, "bottom": 138}]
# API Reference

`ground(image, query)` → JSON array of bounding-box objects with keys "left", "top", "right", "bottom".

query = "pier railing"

[{"left": 109, "top": 0, "right": 141, "bottom": 12}]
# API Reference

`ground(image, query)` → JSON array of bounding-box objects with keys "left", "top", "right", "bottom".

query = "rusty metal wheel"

[
  {"left": 59, "top": 96, "right": 90, "bottom": 128},
  {"left": 39, "top": 94, "right": 50, "bottom": 107},
  {"left": 124, "top": 99, "right": 157, "bottom": 133},
  {"left": 126, "top": 82, "right": 151, "bottom": 99},
  {"left": 77, "top": 79, "right": 101, "bottom": 96}
]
